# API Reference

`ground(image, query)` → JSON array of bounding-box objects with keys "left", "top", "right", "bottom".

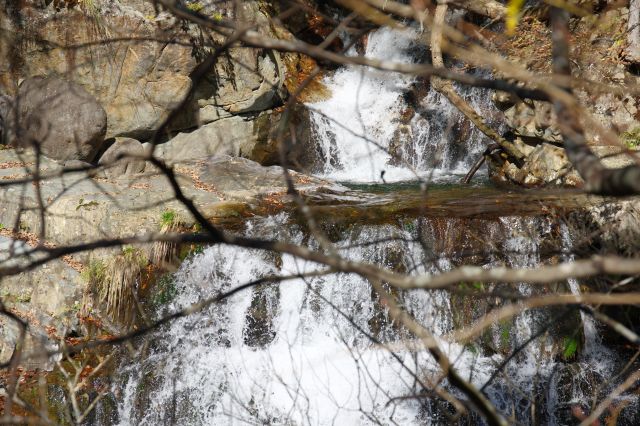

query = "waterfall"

[
  {"left": 113, "top": 214, "right": 631, "bottom": 425},
  {"left": 307, "top": 28, "right": 499, "bottom": 183},
  {"left": 109, "top": 26, "right": 638, "bottom": 426}
]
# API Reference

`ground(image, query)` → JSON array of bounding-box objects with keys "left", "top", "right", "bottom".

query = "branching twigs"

[
  {"left": 430, "top": 3, "right": 524, "bottom": 161},
  {"left": 579, "top": 369, "right": 640, "bottom": 426},
  {"left": 550, "top": 6, "right": 640, "bottom": 195},
  {"left": 450, "top": 293, "right": 640, "bottom": 343},
  {"left": 0, "top": 270, "right": 331, "bottom": 370},
  {"left": 56, "top": 353, "right": 113, "bottom": 425},
  {"left": 371, "top": 280, "right": 509, "bottom": 426}
]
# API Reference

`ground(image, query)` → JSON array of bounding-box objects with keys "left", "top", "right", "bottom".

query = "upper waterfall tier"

[{"left": 307, "top": 27, "right": 501, "bottom": 183}]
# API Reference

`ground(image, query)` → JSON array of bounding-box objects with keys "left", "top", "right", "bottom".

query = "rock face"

[
  {"left": 155, "top": 115, "right": 257, "bottom": 164},
  {"left": 487, "top": 142, "right": 639, "bottom": 187},
  {"left": 98, "top": 137, "right": 146, "bottom": 179},
  {"left": 0, "top": 1, "right": 288, "bottom": 141},
  {"left": 15, "top": 76, "right": 107, "bottom": 161},
  {"left": 0, "top": 236, "right": 83, "bottom": 368},
  {"left": 487, "top": 6, "right": 640, "bottom": 187},
  {"left": 155, "top": 105, "right": 320, "bottom": 171}
]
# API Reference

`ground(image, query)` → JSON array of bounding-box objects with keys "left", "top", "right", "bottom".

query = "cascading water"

[
  {"left": 307, "top": 27, "right": 499, "bottom": 183},
  {"left": 113, "top": 213, "right": 633, "bottom": 425}
]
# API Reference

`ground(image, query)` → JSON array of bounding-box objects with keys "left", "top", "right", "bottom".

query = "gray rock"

[
  {"left": 98, "top": 137, "right": 146, "bottom": 179},
  {"left": 204, "top": 155, "right": 292, "bottom": 193},
  {"left": 201, "top": 155, "right": 337, "bottom": 198},
  {"left": 195, "top": 48, "right": 284, "bottom": 117},
  {"left": 64, "top": 159, "right": 92, "bottom": 170},
  {"left": 0, "top": 235, "right": 82, "bottom": 369},
  {"left": 16, "top": 77, "right": 107, "bottom": 162},
  {"left": 157, "top": 106, "right": 318, "bottom": 171},
  {"left": 64, "top": 158, "right": 106, "bottom": 178},
  {"left": 156, "top": 116, "right": 255, "bottom": 165},
  {"left": 0, "top": 94, "right": 13, "bottom": 145},
  {"left": 521, "top": 143, "right": 571, "bottom": 185}
]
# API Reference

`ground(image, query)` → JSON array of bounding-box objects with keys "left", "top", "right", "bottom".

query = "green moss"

[
  {"left": 186, "top": 1, "right": 204, "bottom": 12},
  {"left": 499, "top": 320, "right": 512, "bottom": 349},
  {"left": 160, "top": 210, "right": 177, "bottom": 228},
  {"left": 562, "top": 336, "right": 579, "bottom": 360},
  {"left": 152, "top": 273, "right": 178, "bottom": 307},
  {"left": 122, "top": 246, "right": 148, "bottom": 268},
  {"left": 81, "top": 260, "right": 106, "bottom": 285},
  {"left": 621, "top": 127, "right": 640, "bottom": 148}
]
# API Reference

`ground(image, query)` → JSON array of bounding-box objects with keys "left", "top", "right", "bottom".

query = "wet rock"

[
  {"left": 389, "top": 123, "right": 414, "bottom": 166},
  {"left": 15, "top": 76, "right": 107, "bottom": 162},
  {"left": 243, "top": 104, "right": 320, "bottom": 171},
  {"left": 548, "top": 364, "right": 605, "bottom": 425},
  {"left": 243, "top": 284, "right": 279, "bottom": 348},
  {"left": 98, "top": 137, "right": 146, "bottom": 179}
]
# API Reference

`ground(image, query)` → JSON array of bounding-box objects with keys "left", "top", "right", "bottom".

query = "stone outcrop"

[
  {"left": 0, "top": 1, "right": 329, "bottom": 169},
  {"left": 14, "top": 76, "right": 108, "bottom": 162},
  {"left": 0, "top": 148, "right": 343, "bottom": 254},
  {"left": 488, "top": 6, "right": 640, "bottom": 187},
  {"left": 488, "top": 142, "right": 640, "bottom": 187},
  {"left": 98, "top": 137, "right": 146, "bottom": 179},
  {"left": 155, "top": 115, "right": 259, "bottom": 165},
  {"left": 0, "top": 1, "right": 288, "bottom": 142},
  {"left": 0, "top": 145, "right": 346, "bottom": 366},
  {"left": 155, "top": 104, "right": 320, "bottom": 171},
  {"left": 0, "top": 236, "right": 82, "bottom": 368}
]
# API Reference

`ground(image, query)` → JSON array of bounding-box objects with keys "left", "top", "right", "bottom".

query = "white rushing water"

[
  {"left": 114, "top": 215, "right": 624, "bottom": 425},
  {"left": 307, "top": 27, "right": 497, "bottom": 183}
]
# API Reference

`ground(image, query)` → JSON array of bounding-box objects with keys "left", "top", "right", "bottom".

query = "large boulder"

[
  {"left": 242, "top": 104, "right": 321, "bottom": 171},
  {"left": 15, "top": 76, "right": 107, "bottom": 162},
  {"left": 98, "top": 137, "right": 146, "bottom": 179}
]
